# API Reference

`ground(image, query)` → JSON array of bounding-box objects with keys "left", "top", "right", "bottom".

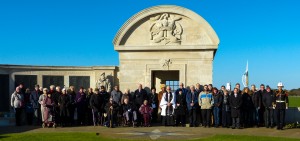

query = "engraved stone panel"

[
  {"left": 69, "top": 76, "right": 90, "bottom": 90},
  {"left": 0, "top": 74, "right": 9, "bottom": 112},
  {"left": 15, "top": 75, "right": 37, "bottom": 90},
  {"left": 42, "top": 76, "right": 64, "bottom": 89}
]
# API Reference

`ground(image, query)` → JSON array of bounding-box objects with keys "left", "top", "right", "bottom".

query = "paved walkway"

[{"left": 0, "top": 126, "right": 299, "bottom": 140}]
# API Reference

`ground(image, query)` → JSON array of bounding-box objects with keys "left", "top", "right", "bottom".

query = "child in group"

[{"left": 139, "top": 100, "right": 153, "bottom": 127}]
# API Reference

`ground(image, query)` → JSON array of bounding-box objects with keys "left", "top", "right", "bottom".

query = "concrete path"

[{"left": 0, "top": 126, "right": 299, "bottom": 140}]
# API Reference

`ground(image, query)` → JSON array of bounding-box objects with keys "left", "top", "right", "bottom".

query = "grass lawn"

[
  {"left": 0, "top": 133, "right": 299, "bottom": 141},
  {"left": 288, "top": 96, "right": 300, "bottom": 107}
]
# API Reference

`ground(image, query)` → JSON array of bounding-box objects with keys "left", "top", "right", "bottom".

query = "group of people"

[{"left": 10, "top": 81, "right": 289, "bottom": 130}]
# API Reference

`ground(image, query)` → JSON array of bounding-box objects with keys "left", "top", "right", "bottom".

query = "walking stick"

[
  {"left": 92, "top": 109, "right": 96, "bottom": 126},
  {"left": 110, "top": 107, "right": 113, "bottom": 128}
]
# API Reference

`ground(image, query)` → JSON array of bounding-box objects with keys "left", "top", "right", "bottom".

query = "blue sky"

[{"left": 0, "top": 0, "right": 299, "bottom": 90}]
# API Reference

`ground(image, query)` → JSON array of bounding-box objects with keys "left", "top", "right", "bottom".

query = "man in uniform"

[{"left": 274, "top": 82, "right": 289, "bottom": 130}]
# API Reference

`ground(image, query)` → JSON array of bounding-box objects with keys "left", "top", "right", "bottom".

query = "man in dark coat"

[
  {"left": 252, "top": 84, "right": 263, "bottom": 127},
  {"left": 148, "top": 87, "right": 158, "bottom": 123},
  {"left": 256, "top": 84, "right": 266, "bottom": 127},
  {"left": 229, "top": 88, "right": 243, "bottom": 129},
  {"left": 58, "top": 88, "right": 70, "bottom": 127},
  {"left": 52, "top": 86, "right": 62, "bottom": 126},
  {"left": 262, "top": 85, "right": 275, "bottom": 128},
  {"left": 68, "top": 86, "right": 76, "bottom": 126},
  {"left": 76, "top": 87, "right": 87, "bottom": 125},
  {"left": 175, "top": 89, "right": 187, "bottom": 127},
  {"left": 90, "top": 88, "right": 104, "bottom": 126},
  {"left": 186, "top": 86, "right": 198, "bottom": 127},
  {"left": 133, "top": 84, "right": 148, "bottom": 126},
  {"left": 30, "top": 84, "right": 42, "bottom": 126},
  {"left": 85, "top": 88, "right": 94, "bottom": 126}
]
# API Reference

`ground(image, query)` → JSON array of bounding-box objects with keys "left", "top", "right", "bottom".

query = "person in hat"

[
  {"left": 157, "top": 84, "right": 166, "bottom": 122},
  {"left": 262, "top": 85, "right": 275, "bottom": 128},
  {"left": 274, "top": 82, "right": 289, "bottom": 130}
]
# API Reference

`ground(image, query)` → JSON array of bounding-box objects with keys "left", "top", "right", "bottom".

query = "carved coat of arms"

[{"left": 150, "top": 13, "right": 183, "bottom": 45}]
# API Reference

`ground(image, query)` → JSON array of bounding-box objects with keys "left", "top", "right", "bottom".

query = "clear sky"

[{"left": 0, "top": 0, "right": 299, "bottom": 90}]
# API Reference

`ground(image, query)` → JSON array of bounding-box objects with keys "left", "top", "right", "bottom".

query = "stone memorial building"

[{"left": 0, "top": 5, "right": 219, "bottom": 112}]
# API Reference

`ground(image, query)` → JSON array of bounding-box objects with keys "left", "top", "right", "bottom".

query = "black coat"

[
  {"left": 105, "top": 101, "right": 119, "bottom": 115},
  {"left": 90, "top": 94, "right": 104, "bottom": 112},
  {"left": 229, "top": 94, "right": 243, "bottom": 118},
  {"left": 175, "top": 93, "right": 187, "bottom": 116},
  {"left": 122, "top": 103, "right": 137, "bottom": 112},
  {"left": 252, "top": 90, "right": 263, "bottom": 108},
  {"left": 133, "top": 89, "right": 148, "bottom": 106},
  {"left": 262, "top": 91, "right": 275, "bottom": 109},
  {"left": 58, "top": 94, "right": 70, "bottom": 117},
  {"left": 148, "top": 93, "right": 158, "bottom": 109},
  {"left": 242, "top": 93, "right": 254, "bottom": 110}
]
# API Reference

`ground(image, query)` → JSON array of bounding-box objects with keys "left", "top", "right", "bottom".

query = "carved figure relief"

[{"left": 150, "top": 13, "right": 182, "bottom": 45}]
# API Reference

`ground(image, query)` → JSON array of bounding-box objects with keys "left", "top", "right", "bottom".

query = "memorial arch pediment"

[{"left": 113, "top": 5, "right": 220, "bottom": 51}]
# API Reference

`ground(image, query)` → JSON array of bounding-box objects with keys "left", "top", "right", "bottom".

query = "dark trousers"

[
  {"left": 254, "top": 107, "right": 260, "bottom": 126},
  {"left": 222, "top": 110, "right": 231, "bottom": 127},
  {"left": 232, "top": 117, "right": 240, "bottom": 128},
  {"left": 92, "top": 110, "right": 102, "bottom": 126},
  {"left": 162, "top": 115, "right": 174, "bottom": 126},
  {"left": 213, "top": 107, "right": 220, "bottom": 126},
  {"left": 32, "top": 108, "right": 41, "bottom": 125},
  {"left": 276, "top": 109, "right": 285, "bottom": 129},
  {"left": 176, "top": 114, "right": 186, "bottom": 126},
  {"left": 265, "top": 108, "right": 274, "bottom": 127},
  {"left": 152, "top": 108, "right": 158, "bottom": 123},
  {"left": 201, "top": 109, "right": 211, "bottom": 127},
  {"left": 107, "top": 112, "right": 116, "bottom": 127},
  {"left": 15, "top": 108, "right": 22, "bottom": 126},
  {"left": 55, "top": 107, "right": 60, "bottom": 125},
  {"left": 188, "top": 109, "right": 197, "bottom": 126},
  {"left": 68, "top": 107, "right": 75, "bottom": 126},
  {"left": 241, "top": 109, "right": 251, "bottom": 127},
  {"left": 77, "top": 108, "right": 86, "bottom": 125},
  {"left": 86, "top": 108, "right": 93, "bottom": 125}
]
